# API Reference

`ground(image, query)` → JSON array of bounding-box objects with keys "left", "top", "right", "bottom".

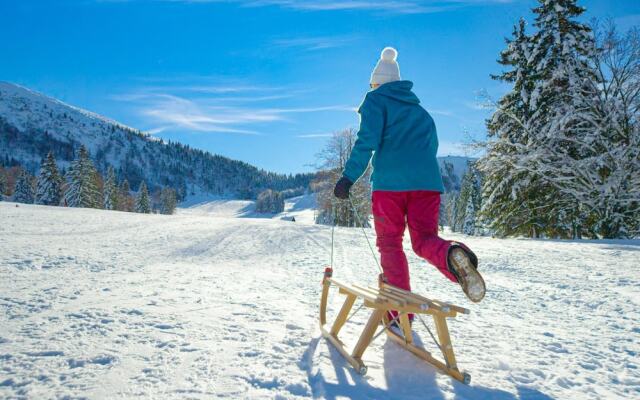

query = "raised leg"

[{"left": 406, "top": 191, "right": 458, "bottom": 283}]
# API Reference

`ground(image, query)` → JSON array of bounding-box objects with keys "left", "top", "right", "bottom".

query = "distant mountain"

[
  {"left": 0, "top": 82, "right": 313, "bottom": 199},
  {"left": 438, "top": 155, "right": 474, "bottom": 192}
]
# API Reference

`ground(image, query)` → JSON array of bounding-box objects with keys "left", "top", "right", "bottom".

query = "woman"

[{"left": 333, "top": 47, "right": 486, "bottom": 309}]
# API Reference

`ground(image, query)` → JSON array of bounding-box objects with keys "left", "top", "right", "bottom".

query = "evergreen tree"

[
  {"left": 256, "top": 189, "right": 284, "bottom": 213},
  {"left": 479, "top": 1, "right": 600, "bottom": 238},
  {"left": 119, "top": 179, "right": 133, "bottom": 212},
  {"left": 64, "top": 145, "right": 102, "bottom": 208},
  {"left": 0, "top": 168, "right": 7, "bottom": 199},
  {"left": 103, "top": 166, "right": 118, "bottom": 210},
  {"left": 454, "top": 162, "right": 482, "bottom": 235},
  {"left": 479, "top": 18, "right": 553, "bottom": 237},
  {"left": 529, "top": 0, "right": 595, "bottom": 115},
  {"left": 530, "top": 24, "right": 640, "bottom": 238},
  {"left": 462, "top": 194, "right": 476, "bottom": 236},
  {"left": 527, "top": 0, "right": 597, "bottom": 236},
  {"left": 13, "top": 169, "right": 35, "bottom": 204},
  {"left": 135, "top": 181, "right": 151, "bottom": 213},
  {"left": 35, "top": 152, "right": 62, "bottom": 206},
  {"left": 159, "top": 187, "right": 177, "bottom": 215}
]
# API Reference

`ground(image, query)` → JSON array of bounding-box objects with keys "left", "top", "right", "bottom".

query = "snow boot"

[{"left": 447, "top": 244, "right": 485, "bottom": 303}]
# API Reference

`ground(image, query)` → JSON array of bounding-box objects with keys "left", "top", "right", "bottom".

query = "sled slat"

[
  {"left": 352, "top": 284, "right": 407, "bottom": 307},
  {"left": 381, "top": 283, "right": 468, "bottom": 315},
  {"left": 331, "top": 278, "right": 383, "bottom": 304},
  {"left": 377, "top": 287, "right": 430, "bottom": 309}
]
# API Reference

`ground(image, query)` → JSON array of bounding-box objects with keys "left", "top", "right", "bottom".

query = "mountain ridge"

[{"left": 0, "top": 81, "right": 314, "bottom": 199}]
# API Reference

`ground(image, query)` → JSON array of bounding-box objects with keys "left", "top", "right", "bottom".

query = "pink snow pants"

[{"left": 372, "top": 191, "right": 459, "bottom": 301}]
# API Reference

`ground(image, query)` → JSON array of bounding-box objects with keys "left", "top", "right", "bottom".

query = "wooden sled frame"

[{"left": 320, "top": 268, "right": 471, "bottom": 384}]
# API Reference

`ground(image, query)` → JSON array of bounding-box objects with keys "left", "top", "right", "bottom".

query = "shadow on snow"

[{"left": 300, "top": 333, "right": 534, "bottom": 400}]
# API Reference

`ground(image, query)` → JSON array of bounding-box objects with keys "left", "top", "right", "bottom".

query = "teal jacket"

[{"left": 343, "top": 80, "right": 444, "bottom": 193}]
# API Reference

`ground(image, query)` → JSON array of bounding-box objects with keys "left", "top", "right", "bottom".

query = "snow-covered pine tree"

[
  {"left": 454, "top": 162, "right": 482, "bottom": 235},
  {"left": 160, "top": 187, "right": 177, "bottom": 215},
  {"left": 135, "top": 181, "right": 151, "bottom": 213},
  {"left": 0, "top": 168, "right": 7, "bottom": 200},
  {"left": 480, "top": 1, "right": 601, "bottom": 238},
  {"left": 438, "top": 161, "right": 459, "bottom": 229},
  {"left": 479, "top": 18, "right": 553, "bottom": 237},
  {"left": 529, "top": 0, "right": 595, "bottom": 115},
  {"left": 529, "top": 24, "right": 640, "bottom": 238},
  {"left": 103, "top": 166, "right": 118, "bottom": 210},
  {"left": 13, "top": 169, "right": 35, "bottom": 204},
  {"left": 35, "top": 152, "right": 62, "bottom": 206},
  {"left": 440, "top": 161, "right": 459, "bottom": 192},
  {"left": 462, "top": 194, "right": 476, "bottom": 236},
  {"left": 450, "top": 194, "right": 461, "bottom": 232},
  {"left": 64, "top": 145, "right": 102, "bottom": 208},
  {"left": 526, "top": 0, "right": 597, "bottom": 236}
]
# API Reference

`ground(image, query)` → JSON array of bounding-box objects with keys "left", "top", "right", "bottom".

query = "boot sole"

[{"left": 450, "top": 248, "right": 486, "bottom": 303}]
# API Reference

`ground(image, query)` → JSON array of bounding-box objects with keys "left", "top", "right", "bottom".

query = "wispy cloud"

[
  {"left": 270, "top": 35, "right": 357, "bottom": 51},
  {"left": 99, "top": 0, "right": 519, "bottom": 15},
  {"left": 113, "top": 80, "right": 353, "bottom": 135},
  {"left": 295, "top": 132, "right": 334, "bottom": 138},
  {"left": 429, "top": 108, "right": 455, "bottom": 117}
]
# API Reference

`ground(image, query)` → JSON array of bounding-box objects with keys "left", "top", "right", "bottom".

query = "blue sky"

[{"left": 1, "top": 0, "right": 638, "bottom": 173}]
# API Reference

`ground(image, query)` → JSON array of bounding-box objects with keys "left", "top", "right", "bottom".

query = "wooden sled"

[{"left": 320, "top": 267, "right": 471, "bottom": 384}]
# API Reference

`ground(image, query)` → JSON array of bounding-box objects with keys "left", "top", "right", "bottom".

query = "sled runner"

[{"left": 319, "top": 267, "right": 471, "bottom": 384}]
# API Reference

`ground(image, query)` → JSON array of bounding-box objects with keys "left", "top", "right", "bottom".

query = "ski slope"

[
  {"left": 179, "top": 194, "right": 317, "bottom": 224},
  {"left": 0, "top": 201, "right": 638, "bottom": 399}
]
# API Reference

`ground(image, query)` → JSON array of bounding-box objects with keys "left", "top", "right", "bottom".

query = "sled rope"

[
  {"left": 330, "top": 223, "right": 335, "bottom": 269},
  {"left": 371, "top": 312, "right": 405, "bottom": 343},
  {"left": 348, "top": 197, "right": 383, "bottom": 273},
  {"left": 417, "top": 314, "right": 449, "bottom": 368},
  {"left": 344, "top": 302, "right": 365, "bottom": 324}
]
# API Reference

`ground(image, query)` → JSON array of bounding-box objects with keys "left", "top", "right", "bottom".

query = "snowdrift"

[{"left": 0, "top": 202, "right": 638, "bottom": 399}]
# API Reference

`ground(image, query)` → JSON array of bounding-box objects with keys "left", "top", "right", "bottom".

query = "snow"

[
  {"left": 180, "top": 194, "right": 317, "bottom": 224},
  {"left": 1, "top": 201, "right": 639, "bottom": 399}
]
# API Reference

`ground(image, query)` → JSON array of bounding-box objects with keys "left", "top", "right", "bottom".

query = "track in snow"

[{"left": 0, "top": 202, "right": 638, "bottom": 399}]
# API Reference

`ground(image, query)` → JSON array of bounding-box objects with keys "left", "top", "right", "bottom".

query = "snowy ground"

[
  {"left": 179, "top": 195, "right": 317, "bottom": 224},
  {"left": 1, "top": 201, "right": 638, "bottom": 399}
]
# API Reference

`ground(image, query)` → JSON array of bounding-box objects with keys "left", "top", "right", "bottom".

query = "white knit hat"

[{"left": 370, "top": 47, "right": 401, "bottom": 85}]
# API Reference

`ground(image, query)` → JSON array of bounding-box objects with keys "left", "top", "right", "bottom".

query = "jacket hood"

[{"left": 373, "top": 80, "right": 419, "bottom": 104}]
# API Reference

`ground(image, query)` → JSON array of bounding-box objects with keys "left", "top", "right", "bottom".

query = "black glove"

[{"left": 333, "top": 177, "right": 353, "bottom": 200}]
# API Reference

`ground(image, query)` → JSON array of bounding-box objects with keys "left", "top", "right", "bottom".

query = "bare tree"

[{"left": 314, "top": 128, "right": 372, "bottom": 227}]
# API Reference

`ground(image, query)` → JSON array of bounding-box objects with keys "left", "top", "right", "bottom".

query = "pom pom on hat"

[
  {"left": 371, "top": 47, "right": 401, "bottom": 85},
  {"left": 381, "top": 47, "right": 398, "bottom": 61}
]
